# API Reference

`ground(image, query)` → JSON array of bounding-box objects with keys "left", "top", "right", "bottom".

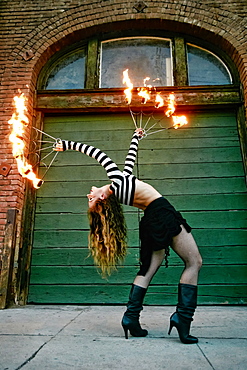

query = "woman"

[{"left": 54, "top": 128, "right": 202, "bottom": 344}]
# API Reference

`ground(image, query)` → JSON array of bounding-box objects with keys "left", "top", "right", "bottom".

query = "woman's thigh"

[
  {"left": 171, "top": 225, "right": 202, "bottom": 266},
  {"left": 134, "top": 249, "right": 165, "bottom": 288}
]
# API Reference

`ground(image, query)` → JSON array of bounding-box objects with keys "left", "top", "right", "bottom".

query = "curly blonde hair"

[{"left": 88, "top": 194, "right": 127, "bottom": 276}]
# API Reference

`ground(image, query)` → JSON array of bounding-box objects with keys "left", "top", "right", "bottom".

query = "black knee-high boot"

[
  {"left": 168, "top": 283, "right": 198, "bottom": 344},
  {"left": 121, "top": 284, "right": 148, "bottom": 339}
]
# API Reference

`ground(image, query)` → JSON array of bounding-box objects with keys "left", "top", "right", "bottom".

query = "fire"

[
  {"left": 8, "top": 93, "right": 43, "bottom": 189},
  {"left": 138, "top": 87, "right": 151, "bottom": 104},
  {"left": 165, "top": 93, "right": 176, "bottom": 117},
  {"left": 143, "top": 77, "right": 152, "bottom": 88},
  {"left": 172, "top": 115, "right": 188, "bottom": 129},
  {"left": 155, "top": 92, "right": 164, "bottom": 108},
  {"left": 137, "top": 76, "right": 153, "bottom": 104},
  {"left": 122, "top": 70, "right": 188, "bottom": 131},
  {"left": 123, "top": 69, "right": 133, "bottom": 104}
]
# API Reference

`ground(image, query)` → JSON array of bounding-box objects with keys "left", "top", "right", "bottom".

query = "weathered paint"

[{"left": 28, "top": 111, "right": 247, "bottom": 304}]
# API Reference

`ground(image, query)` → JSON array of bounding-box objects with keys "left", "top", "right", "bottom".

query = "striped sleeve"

[
  {"left": 123, "top": 133, "right": 140, "bottom": 175},
  {"left": 61, "top": 138, "right": 138, "bottom": 206},
  {"left": 61, "top": 140, "right": 122, "bottom": 180}
]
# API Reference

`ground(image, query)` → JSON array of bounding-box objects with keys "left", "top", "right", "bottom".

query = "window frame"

[
  {"left": 186, "top": 43, "right": 233, "bottom": 86},
  {"left": 37, "top": 34, "right": 238, "bottom": 91},
  {"left": 38, "top": 42, "right": 88, "bottom": 90},
  {"left": 99, "top": 36, "right": 174, "bottom": 88}
]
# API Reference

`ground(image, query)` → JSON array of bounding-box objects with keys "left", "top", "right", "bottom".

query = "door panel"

[{"left": 28, "top": 111, "right": 247, "bottom": 304}]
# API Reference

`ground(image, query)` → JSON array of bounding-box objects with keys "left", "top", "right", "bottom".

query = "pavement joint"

[
  {"left": 197, "top": 344, "right": 215, "bottom": 370},
  {"left": 15, "top": 310, "right": 84, "bottom": 370},
  {"left": 1, "top": 305, "right": 246, "bottom": 370}
]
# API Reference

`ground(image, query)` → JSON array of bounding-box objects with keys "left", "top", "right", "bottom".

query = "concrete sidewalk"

[{"left": 0, "top": 305, "right": 246, "bottom": 370}]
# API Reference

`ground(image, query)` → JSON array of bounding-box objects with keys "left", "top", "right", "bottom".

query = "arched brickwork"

[{"left": 2, "top": 1, "right": 247, "bottom": 102}]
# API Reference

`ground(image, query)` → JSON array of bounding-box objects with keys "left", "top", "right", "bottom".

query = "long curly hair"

[{"left": 88, "top": 194, "right": 127, "bottom": 276}]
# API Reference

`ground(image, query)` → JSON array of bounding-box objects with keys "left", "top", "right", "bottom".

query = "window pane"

[
  {"left": 100, "top": 38, "right": 172, "bottom": 88},
  {"left": 187, "top": 44, "right": 232, "bottom": 85},
  {"left": 45, "top": 50, "right": 86, "bottom": 89}
]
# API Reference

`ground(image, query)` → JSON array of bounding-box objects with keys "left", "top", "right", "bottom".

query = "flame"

[
  {"left": 137, "top": 87, "right": 151, "bottom": 104},
  {"left": 137, "top": 76, "right": 153, "bottom": 104},
  {"left": 8, "top": 93, "right": 43, "bottom": 189},
  {"left": 155, "top": 92, "right": 164, "bottom": 108},
  {"left": 165, "top": 93, "right": 176, "bottom": 117},
  {"left": 122, "top": 71, "right": 188, "bottom": 130},
  {"left": 143, "top": 77, "right": 152, "bottom": 88},
  {"left": 172, "top": 115, "right": 188, "bottom": 129},
  {"left": 123, "top": 69, "right": 133, "bottom": 104}
]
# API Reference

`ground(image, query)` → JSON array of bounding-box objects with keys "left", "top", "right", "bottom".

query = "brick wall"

[{"left": 0, "top": 0, "right": 246, "bottom": 306}]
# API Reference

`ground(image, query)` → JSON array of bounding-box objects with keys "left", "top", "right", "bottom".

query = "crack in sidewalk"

[
  {"left": 197, "top": 343, "right": 215, "bottom": 370},
  {"left": 15, "top": 309, "right": 86, "bottom": 370}
]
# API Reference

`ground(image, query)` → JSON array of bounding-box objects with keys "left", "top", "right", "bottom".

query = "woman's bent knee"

[
  {"left": 190, "top": 254, "right": 202, "bottom": 271},
  {"left": 198, "top": 254, "right": 203, "bottom": 270}
]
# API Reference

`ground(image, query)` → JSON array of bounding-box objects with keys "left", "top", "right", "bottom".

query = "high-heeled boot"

[
  {"left": 121, "top": 284, "right": 148, "bottom": 339},
  {"left": 168, "top": 283, "right": 198, "bottom": 344}
]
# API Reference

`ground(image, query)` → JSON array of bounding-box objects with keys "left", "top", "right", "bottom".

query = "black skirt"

[{"left": 137, "top": 197, "right": 192, "bottom": 275}]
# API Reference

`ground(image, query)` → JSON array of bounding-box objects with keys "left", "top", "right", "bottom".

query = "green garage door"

[{"left": 28, "top": 111, "right": 247, "bottom": 305}]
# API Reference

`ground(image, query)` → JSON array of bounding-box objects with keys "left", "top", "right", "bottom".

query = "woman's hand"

[
  {"left": 135, "top": 128, "right": 145, "bottom": 139},
  {"left": 53, "top": 139, "right": 64, "bottom": 151}
]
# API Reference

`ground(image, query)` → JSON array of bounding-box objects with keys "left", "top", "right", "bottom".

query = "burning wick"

[
  {"left": 165, "top": 93, "right": 176, "bottom": 117},
  {"left": 122, "top": 70, "right": 188, "bottom": 131},
  {"left": 138, "top": 76, "right": 152, "bottom": 104},
  {"left": 172, "top": 115, "right": 188, "bottom": 129},
  {"left": 123, "top": 69, "right": 133, "bottom": 104},
  {"left": 143, "top": 77, "right": 152, "bottom": 88},
  {"left": 155, "top": 92, "right": 164, "bottom": 109},
  {"left": 8, "top": 92, "right": 43, "bottom": 189},
  {"left": 138, "top": 87, "right": 151, "bottom": 104},
  {"left": 166, "top": 93, "right": 187, "bottom": 129}
]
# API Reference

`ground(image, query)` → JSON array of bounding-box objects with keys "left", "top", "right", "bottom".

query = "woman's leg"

[
  {"left": 171, "top": 225, "right": 202, "bottom": 284},
  {"left": 133, "top": 249, "right": 166, "bottom": 289},
  {"left": 169, "top": 225, "right": 202, "bottom": 344},
  {"left": 121, "top": 249, "right": 165, "bottom": 338}
]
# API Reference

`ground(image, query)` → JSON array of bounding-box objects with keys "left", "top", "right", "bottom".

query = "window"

[
  {"left": 44, "top": 49, "right": 86, "bottom": 90},
  {"left": 39, "top": 36, "right": 234, "bottom": 90},
  {"left": 187, "top": 44, "right": 232, "bottom": 85},
  {"left": 100, "top": 37, "right": 172, "bottom": 88}
]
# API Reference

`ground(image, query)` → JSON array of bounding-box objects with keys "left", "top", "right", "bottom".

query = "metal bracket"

[
  {"left": 0, "top": 163, "right": 11, "bottom": 176},
  {"left": 6, "top": 208, "right": 18, "bottom": 227},
  {"left": 133, "top": 1, "right": 147, "bottom": 13}
]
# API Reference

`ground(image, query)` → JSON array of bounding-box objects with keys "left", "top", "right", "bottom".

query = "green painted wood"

[
  {"left": 38, "top": 131, "right": 240, "bottom": 151},
  {"left": 85, "top": 39, "right": 98, "bottom": 89},
  {"left": 34, "top": 212, "right": 139, "bottom": 230},
  {"left": 32, "top": 229, "right": 140, "bottom": 248},
  {"left": 173, "top": 37, "right": 188, "bottom": 86},
  {"left": 28, "top": 285, "right": 247, "bottom": 305},
  {"left": 32, "top": 178, "right": 246, "bottom": 197},
  {"left": 45, "top": 126, "right": 239, "bottom": 142},
  {"left": 33, "top": 209, "right": 247, "bottom": 230},
  {"left": 42, "top": 111, "right": 238, "bottom": 128},
  {"left": 39, "top": 162, "right": 244, "bottom": 181},
  {"left": 32, "top": 229, "right": 246, "bottom": 248},
  {"left": 31, "top": 246, "right": 247, "bottom": 266},
  {"left": 30, "top": 265, "right": 246, "bottom": 285},
  {"left": 29, "top": 111, "right": 247, "bottom": 305},
  {"left": 145, "top": 285, "right": 247, "bottom": 305},
  {"left": 36, "top": 193, "right": 247, "bottom": 213},
  {"left": 38, "top": 147, "right": 242, "bottom": 168}
]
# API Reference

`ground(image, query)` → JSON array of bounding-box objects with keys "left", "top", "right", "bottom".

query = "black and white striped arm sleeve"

[
  {"left": 61, "top": 140, "right": 122, "bottom": 180},
  {"left": 123, "top": 133, "right": 140, "bottom": 175}
]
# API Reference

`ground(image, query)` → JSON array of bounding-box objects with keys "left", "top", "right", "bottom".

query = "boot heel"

[
  {"left": 122, "top": 325, "right": 129, "bottom": 339},
  {"left": 168, "top": 322, "right": 173, "bottom": 335}
]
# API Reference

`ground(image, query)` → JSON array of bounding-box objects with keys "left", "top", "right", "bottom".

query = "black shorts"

[{"left": 137, "top": 197, "right": 192, "bottom": 276}]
